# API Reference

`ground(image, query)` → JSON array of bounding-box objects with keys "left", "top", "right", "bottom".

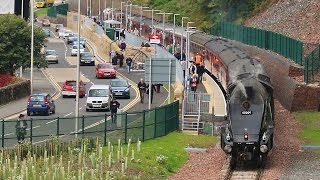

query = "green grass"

[
  {"left": 107, "top": 132, "right": 217, "bottom": 179},
  {"left": 34, "top": 8, "right": 48, "bottom": 16},
  {"left": 294, "top": 111, "right": 320, "bottom": 144}
]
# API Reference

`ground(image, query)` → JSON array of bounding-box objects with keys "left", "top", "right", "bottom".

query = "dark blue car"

[
  {"left": 27, "top": 93, "right": 56, "bottom": 116},
  {"left": 110, "top": 79, "right": 131, "bottom": 99}
]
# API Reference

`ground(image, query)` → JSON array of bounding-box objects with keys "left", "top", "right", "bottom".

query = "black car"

[
  {"left": 80, "top": 52, "right": 95, "bottom": 66},
  {"left": 110, "top": 79, "right": 131, "bottom": 99}
]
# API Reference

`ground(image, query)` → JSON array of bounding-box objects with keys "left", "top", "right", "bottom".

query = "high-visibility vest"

[{"left": 195, "top": 55, "right": 201, "bottom": 64}]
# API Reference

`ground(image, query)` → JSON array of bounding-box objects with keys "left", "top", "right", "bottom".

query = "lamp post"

[
  {"left": 120, "top": 2, "right": 126, "bottom": 28},
  {"left": 180, "top": 17, "right": 188, "bottom": 59},
  {"left": 89, "top": 0, "right": 92, "bottom": 17},
  {"left": 185, "top": 28, "right": 196, "bottom": 96},
  {"left": 129, "top": 4, "right": 138, "bottom": 32},
  {"left": 116, "top": 12, "right": 124, "bottom": 39},
  {"left": 186, "top": 22, "right": 194, "bottom": 61},
  {"left": 86, "top": 0, "right": 89, "bottom": 16},
  {"left": 20, "top": 0, "right": 24, "bottom": 78},
  {"left": 139, "top": 6, "right": 149, "bottom": 36},
  {"left": 111, "top": 0, "right": 114, "bottom": 19},
  {"left": 173, "top": 13, "right": 180, "bottom": 54},
  {"left": 156, "top": 12, "right": 173, "bottom": 46},
  {"left": 143, "top": 9, "right": 161, "bottom": 34},
  {"left": 98, "top": 0, "right": 101, "bottom": 20},
  {"left": 30, "top": 0, "right": 34, "bottom": 94},
  {"left": 75, "top": 0, "right": 81, "bottom": 138}
]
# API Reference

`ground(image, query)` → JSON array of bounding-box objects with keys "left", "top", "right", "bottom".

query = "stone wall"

[{"left": 0, "top": 79, "right": 30, "bottom": 106}]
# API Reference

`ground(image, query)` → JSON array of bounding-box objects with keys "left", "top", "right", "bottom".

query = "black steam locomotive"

[{"left": 189, "top": 32, "right": 275, "bottom": 166}]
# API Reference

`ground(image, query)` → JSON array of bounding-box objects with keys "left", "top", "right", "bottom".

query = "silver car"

[{"left": 45, "top": 50, "right": 58, "bottom": 64}]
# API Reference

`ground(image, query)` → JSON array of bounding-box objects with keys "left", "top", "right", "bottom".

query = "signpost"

[
  {"left": 149, "top": 33, "right": 161, "bottom": 44},
  {"left": 145, "top": 58, "right": 176, "bottom": 108}
]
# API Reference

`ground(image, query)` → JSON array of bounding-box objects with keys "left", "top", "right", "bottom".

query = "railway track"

[{"left": 222, "top": 157, "right": 264, "bottom": 180}]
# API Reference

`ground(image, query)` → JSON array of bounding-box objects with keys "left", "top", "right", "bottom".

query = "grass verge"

[
  {"left": 113, "top": 131, "right": 217, "bottom": 179},
  {"left": 294, "top": 111, "right": 320, "bottom": 154},
  {"left": 34, "top": 8, "right": 48, "bottom": 16}
]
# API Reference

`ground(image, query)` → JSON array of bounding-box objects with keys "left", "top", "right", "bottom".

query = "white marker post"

[
  {"left": 148, "top": 58, "right": 152, "bottom": 110},
  {"left": 75, "top": 0, "right": 81, "bottom": 138},
  {"left": 30, "top": 0, "right": 34, "bottom": 94}
]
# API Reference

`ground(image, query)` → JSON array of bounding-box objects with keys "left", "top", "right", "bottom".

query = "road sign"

[
  {"left": 149, "top": 33, "right": 161, "bottom": 44},
  {"left": 144, "top": 58, "right": 176, "bottom": 84}
]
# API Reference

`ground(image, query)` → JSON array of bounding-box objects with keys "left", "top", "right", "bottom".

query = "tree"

[{"left": 0, "top": 14, "right": 47, "bottom": 75}]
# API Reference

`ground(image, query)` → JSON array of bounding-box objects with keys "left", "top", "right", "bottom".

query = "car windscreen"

[
  {"left": 88, "top": 89, "right": 109, "bottom": 97},
  {"left": 100, "top": 64, "right": 113, "bottom": 69},
  {"left": 46, "top": 51, "right": 55, "bottom": 55},
  {"left": 72, "top": 45, "right": 84, "bottom": 49},
  {"left": 66, "top": 81, "right": 76, "bottom": 86},
  {"left": 57, "top": 24, "right": 63, "bottom": 28},
  {"left": 30, "top": 95, "right": 45, "bottom": 101},
  {"left": 81, "top": 53, "right": 92, "bottom": 58},
  {"left": 112, "top": 80, "right": 128, "bottom": 87}
]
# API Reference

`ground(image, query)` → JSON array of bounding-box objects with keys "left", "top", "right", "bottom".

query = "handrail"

[{"left": 197, "top": 93, "right": 201, "bottom": 135}]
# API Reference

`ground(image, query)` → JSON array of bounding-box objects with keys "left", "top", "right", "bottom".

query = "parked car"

[
  {"left": 95, "top": 63, "right": 116, "bottom": 79},
  {"left": 45, "top": 50, "right": 58, "bottom": 64},
  {"left": 42, "top": 18, "right": 51, "bottom": 27},
  {"left": 111, "top": 79, "right": 131, "bottom": 99},
  {"left": 80, "top": 52, "right": 95, "bottom": 66},
  {"left": 61, "top": 80, "right": 86, "bottom": 98},
  {"left": 27, "top": 93, "right": 55, "bottom": 116},
  {"left": 55, "top": 24, "right": 64, "bottom": 32},
  {"left": 86, "top": 85, "right": 112, "bottom": 112},
  {"left": 70, "top": 45, "right": 85, "bottom": 56},
  {"left": 42, "top": 28, "right": 50, "bottom": 37}
]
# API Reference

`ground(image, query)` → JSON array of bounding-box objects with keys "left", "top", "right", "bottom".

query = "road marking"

[
  {"left": 46, "top": 118, "right": 58, "bottom": 124},
  {"left": 64, "top": 112, "right": 73, "bottom": 117}
]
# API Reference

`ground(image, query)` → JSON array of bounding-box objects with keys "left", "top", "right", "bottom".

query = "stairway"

[{"left": 182, "top": 114, "right": 204, "bottom": 135}]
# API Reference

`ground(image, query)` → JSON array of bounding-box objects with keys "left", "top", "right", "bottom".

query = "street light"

[
  {"left": 30, "top": 0, "right": 34, "bottom": 94},
  {"left": 185, "top": 28, "right": 196, "bottom": 96},
  {"left": 120, "top": 2, "right": 126, "bottom": 28},
  {"left": 185, "top": 22, "right": 195, "bottom": 60},
  {"left": 124, "top": 4, "right": 138, "bottom": 32},
  {"left": 173, "top": 14, "right": 180, "bottom": 54},
  {"left": 139, "top": 6, "right": 149, "bottom": 36},
  {"left": 143, "top": 9, "right": 161, "bottom": 34},
  {"left": 116, "top": 12, "right": 124, "bottom": 39},
  {"left": 75, "top": 0, "right": 81, "bottom": 138},
  {"left": 20, "top": 0, "right": 24, "bottom": 78},
  {"left": 156, "top": 12, "right": 173, "bottom": 45},
  {"left": 180, "top": 16, "right": 188, "bottom": 59}
]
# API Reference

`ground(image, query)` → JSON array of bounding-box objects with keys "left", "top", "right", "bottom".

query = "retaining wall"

[{"left": 0, "top": 79, "right": 30, "bottom": 106}]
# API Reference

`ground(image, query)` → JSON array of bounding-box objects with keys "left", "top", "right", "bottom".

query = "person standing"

[
  {"left": 197, "top": 63, "right": 205, "bottom": 83},
  {"left": 126, "top": 57, "right": 133, "bottom": 74},
  {"left": 147, "top": 84, "right": 157, "bottom": 104},
  {"left": 15, "top": 114, "right": 27, "bottom": 144},
  {"left": 118, "top": 52, "right": 124, "bottom": 67},
  {"left": 110, "top": 98, "right": 120, "bottom": 123},
  {"left": 138, "top": 78, "right": 147, "bottom": 103},
  {"left": 190, "top": 74, "right": 198, "bottom": 93}
]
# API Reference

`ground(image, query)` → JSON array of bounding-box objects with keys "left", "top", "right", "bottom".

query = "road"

[{"left": 2, "top": 23, "right": 139, "bottom": 147}]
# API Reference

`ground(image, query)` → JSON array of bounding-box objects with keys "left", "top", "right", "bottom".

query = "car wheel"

[
  {"left": 46, "top": 109, "right": 50, "bottom": 116},
  {"left": 91, "top": 62, "right": 95, "bottom": 66},
  {"left": 127, "top": 95, "right": 131, "bottom": 99},
  {"left": 52, "top": 109, "right": 56, "bottom": 114},
  {"left": 62, "top": 95, "right": 67, "bottom": 98},
  {"left": 56, "top": 61, "right": 58, "bottom": 64},
  {"left": 86, "top": 108, "right": 89, "bottom": 112},
  {"left": 27, "top": 111, "right": 31, "bottom": 116}
]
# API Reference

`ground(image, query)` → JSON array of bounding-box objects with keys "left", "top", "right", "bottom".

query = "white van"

[{"left": 86, "top": 85, "right": 112, "bottom": 112}]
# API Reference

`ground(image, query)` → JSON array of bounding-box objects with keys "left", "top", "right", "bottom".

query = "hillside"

[{"left": 245, "top": 0, "right": 320, "bottom": 55}]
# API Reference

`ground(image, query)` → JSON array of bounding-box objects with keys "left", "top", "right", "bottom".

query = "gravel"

[{"left": 246, "top": 0, "right": 320, "bottom": 55}]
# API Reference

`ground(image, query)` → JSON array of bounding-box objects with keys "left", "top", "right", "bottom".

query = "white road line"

[
  {"left": 26, "top": 125, "right": 40, "bottom": 131},
  {"left": 64, "top": 112, "right": 73, "bottom": 117},
  {"left": 4, "top": 133, "right": 14, "bottom": 136},
  {"left": 46, "top": 119, "right": 58, "bottom": 124}
]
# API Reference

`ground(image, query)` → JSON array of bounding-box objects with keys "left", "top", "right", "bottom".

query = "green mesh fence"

[
  {"left": 1, "top": 101, "right": 179, "bottom": 148},
  {"left": 210, "top": 22, "right": 303, "bottom": 65},
  {"left": 304, "top": 45, "right": 320, "bottom": 83},
  {"left": 47, "top": 4, "right": 68, "bottom": 17}
]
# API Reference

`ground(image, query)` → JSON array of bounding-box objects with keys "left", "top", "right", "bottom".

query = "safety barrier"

[
  {"left": 0, "top": 101, "right": 179, "bottom": 148},
  {"left": 210, "top": 22, "right": 303, "bottom": 65}
]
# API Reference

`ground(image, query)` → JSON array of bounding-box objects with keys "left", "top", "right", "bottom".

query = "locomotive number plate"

[{"left": 241, "top": 111, "right": 252, "bottom": 115}]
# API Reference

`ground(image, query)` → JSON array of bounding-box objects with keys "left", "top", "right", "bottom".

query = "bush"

[{"left": 0, "top": 74, "right": 14, "bottom": 87}]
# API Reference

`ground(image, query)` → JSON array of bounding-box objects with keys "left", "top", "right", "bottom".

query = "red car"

[
  {"left": 61, "top": 80, "right": 86, "bottom": 98},
  {"left": 42, "top": 18, "right": 51, "bottom": 27},
  {"left": 95, "top": 63, "right": 116, "bottom": 79}
]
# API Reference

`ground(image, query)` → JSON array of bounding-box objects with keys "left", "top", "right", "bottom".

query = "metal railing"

[
  {"left": 0, "top": 101, "right": 179, "bottom": 148},
  {"left": 304, "top": 45, "right": 320, "bottom": 83},
  {"left": 210, "top": 22, "right": 303, "bottom": 65}
]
